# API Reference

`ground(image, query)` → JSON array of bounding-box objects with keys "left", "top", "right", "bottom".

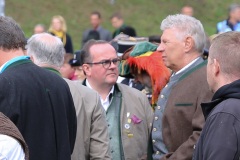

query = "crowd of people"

[{"left": 0, "top": 3, "right": 240, "bottom": 160}]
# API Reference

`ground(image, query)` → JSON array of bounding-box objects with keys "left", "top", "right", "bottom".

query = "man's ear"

[
  {"left": 184, "top": 36, "right": 194, "bottom": 53},
  {"left": 82, "top": 64, "right": 91, "bottom": 76},
  {"left": 213, "top": 58, "right": 220, "bottom": 76}
]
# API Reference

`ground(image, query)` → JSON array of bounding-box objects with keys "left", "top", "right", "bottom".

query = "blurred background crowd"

[
  {"left": 4, "top": 0, "right": 240, "bottom": 49},
  {"left": 2, "top": 0, "right": 239, "bottom": 82}
]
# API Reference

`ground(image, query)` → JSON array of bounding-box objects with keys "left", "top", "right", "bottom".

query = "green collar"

[
  {"left": 115, "top": 24, "right": 126, "bottom": 35},
  {"left": 43, "top": 67, "right": 62, "bottom": 77},
  {"left": 3, "top": 59, "right": 32, "bottom": 72},
  {"left": 178, "top": 60, "right": 207, "bottom": 82}
]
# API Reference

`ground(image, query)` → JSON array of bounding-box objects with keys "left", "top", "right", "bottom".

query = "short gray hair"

[
  {"left": 228, "top": 3, "right": 240, "bottom": 13},
  {"left": 160, "top": 14, "right": 206, "bottom": 53},
  {"left": 209, "top": 31, "right": 240, "bottom": 78},
  {"left": 26, "top": 33, "right": 65, "bottom": 68}
]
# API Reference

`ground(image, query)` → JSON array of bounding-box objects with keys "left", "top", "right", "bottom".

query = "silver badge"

[{"left": 124, "top": 124, "right": 130, "bottom": 129}]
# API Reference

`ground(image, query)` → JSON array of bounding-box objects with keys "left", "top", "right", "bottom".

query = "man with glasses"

[{"left": 81, "top": 39, "right": 153, "bottom": 160}]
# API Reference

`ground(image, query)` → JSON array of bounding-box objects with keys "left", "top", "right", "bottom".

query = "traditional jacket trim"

[{"left": 178, "top": 60, "right": 207, "bottom": 82}]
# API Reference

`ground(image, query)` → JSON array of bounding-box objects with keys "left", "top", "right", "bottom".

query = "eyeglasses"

[{"left": 86, "top": 58, "right": 121, "bottom": 69}]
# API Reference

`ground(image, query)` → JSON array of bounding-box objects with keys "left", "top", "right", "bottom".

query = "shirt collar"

[
  {"left": 86, "top": 79, "right": 114, "bottom": 111},
  {"left": 0, "top": 56, "right": 30, "bottom": 74},
  {"left": 86, "top": 79, "right": 114, "bottom": 100},
  {"left": 172, "top": 57, "right": 200, "bottom": 76}
]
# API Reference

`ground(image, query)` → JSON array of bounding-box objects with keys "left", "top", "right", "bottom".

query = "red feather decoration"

[{"left": 127, "top": 51, "right": 170, "bottom": 105}]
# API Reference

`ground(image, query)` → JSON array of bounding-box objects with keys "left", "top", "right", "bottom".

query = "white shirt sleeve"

[{"left": 0, "top": 134, "right": 25, "bottom": 160}]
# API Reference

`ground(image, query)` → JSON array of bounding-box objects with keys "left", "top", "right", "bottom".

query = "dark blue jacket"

[{"left": 193, "top": 79, "right": 240, "bottom": 160}]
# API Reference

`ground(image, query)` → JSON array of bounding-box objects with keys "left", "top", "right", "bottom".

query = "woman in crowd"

[{"left": 49, "top": 15, "right": 73, "bottom": 54}]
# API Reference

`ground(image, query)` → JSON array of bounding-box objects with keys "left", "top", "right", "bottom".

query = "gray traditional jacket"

[
  {"left": 153, "top": 59, "right": 213, "bottom": 160},
  {"left": 83, "top": 80, "right": 154, "bottom": 159}
]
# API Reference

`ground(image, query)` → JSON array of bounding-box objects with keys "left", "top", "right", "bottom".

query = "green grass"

[{"left": 5, "top": 0, "right": 240, "bottom": 50}]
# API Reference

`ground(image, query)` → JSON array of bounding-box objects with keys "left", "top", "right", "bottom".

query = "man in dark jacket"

[
  {"left": 111, "top": 12, "right": 137, "bottom": 38},
  {"left": 82, "top": 11, "right": 112, "bottom": 47},
  {"left": 193, "top": 31, "right": 240, "bottom": 160},
  {"left": 0, "top": 16, "right": 76, "bottom": 160}
]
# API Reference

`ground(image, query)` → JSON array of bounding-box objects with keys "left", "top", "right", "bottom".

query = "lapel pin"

[
  {"left": 127, "top": 112, "right": 130, "bottom": 118},
  {"left": 127, "top": 133, "right": 133, "bottom": 138},
  {"left": 124, "top": 123, "right": 130, "bottom": 129}
]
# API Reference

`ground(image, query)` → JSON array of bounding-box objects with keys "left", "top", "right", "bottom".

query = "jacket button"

[
  {"left": 155, "top": 116, "right": 158, "bottom": 120},
  {"left": 156, "top": 151, "right": 160, "bottom": 154},
  {"left": 160, "top": 94, "right": 164, "bottom": 98},
  {"left": 157, "top": 106, "right": 161, "bottom": 110},
  {"left": 152, "top": 139, "right": 156, "bottom": 143},
  {"left": 153, "top": 128, "right": 157, "bottom": 132}
]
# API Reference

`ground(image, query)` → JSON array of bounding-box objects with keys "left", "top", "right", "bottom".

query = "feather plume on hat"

[{"left": 119, "top": 42, "right": 170, "bottom": 107}]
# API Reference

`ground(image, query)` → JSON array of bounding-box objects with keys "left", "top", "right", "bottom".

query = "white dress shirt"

[
  {"left": 172, "top": 57, "right": 200, "bottom": 76},
  {"left": 0, "top": 134, "right": 25, "bottom": 160},
  {"left": 86, "top": 80, "right": 114, "bottom": 111}
]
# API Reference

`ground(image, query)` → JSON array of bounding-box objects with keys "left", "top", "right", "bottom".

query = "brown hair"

[
  {"left": 0, "top": 16, "right": 26, "bottom": 51},
  {"left": 110, "top": 12, "right": 123, "bottom": 20},
  {"left": 81, "top": 39, "right": 109, "bottom": 64},
  {"left": 210, "top": 31, "right": 240, "bottom": 77},
  {"left": 91, "top": 11, "right": 101, "bottom": 19}
]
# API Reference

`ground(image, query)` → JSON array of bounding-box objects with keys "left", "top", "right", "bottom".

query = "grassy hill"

[{"left": 6, "top": 0, "right": 239, "bottom": 50}]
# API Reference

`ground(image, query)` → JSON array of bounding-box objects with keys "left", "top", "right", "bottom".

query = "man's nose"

[{"left": 157, "top": 43, "right": 164, "bottom": 52}]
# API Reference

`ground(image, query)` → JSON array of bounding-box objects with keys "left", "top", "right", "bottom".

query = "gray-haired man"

[
  {"left": 26, "top": 33, "right": 111, "bottom": 160},
  {"left": 152, "top": 14, "right": 213, "bottom": 160}
]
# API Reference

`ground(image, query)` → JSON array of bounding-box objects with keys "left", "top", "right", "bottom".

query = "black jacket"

[
  {"left": 193, "top": 79, "right": 240, "bottom": 160},
  {"left": 0, "top": 59, "right": 77, "bottom": 160},
  {"left": 113, "top": 25, "right": 137, "bottom": 38},
  {"left": 50, "top": 32, "right": 74, "bottom": 54}
]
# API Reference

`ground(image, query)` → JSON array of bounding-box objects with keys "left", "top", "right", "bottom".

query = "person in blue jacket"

[{"left": 216, "top": 4, "right": 240, "bottom": 33}]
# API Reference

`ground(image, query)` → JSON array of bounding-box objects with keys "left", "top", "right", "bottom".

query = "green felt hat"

[
  {"left": 119, "top": 41, "right": 158, "bottom": 77},
  {"left": 129, "top": 41, "right": 158, "bottom": 56}
]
